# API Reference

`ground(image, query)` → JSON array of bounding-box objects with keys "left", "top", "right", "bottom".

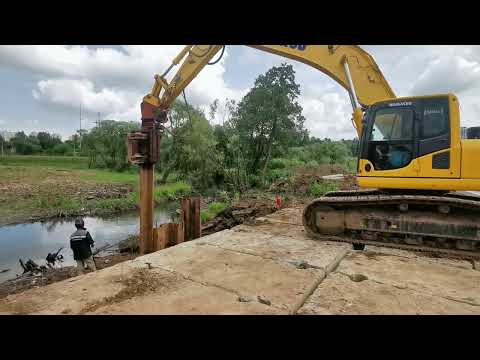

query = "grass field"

[
  {"left": 0, "top": 155, "right": 192, "bottom": 225},
  {"left": 0, "top": 155, "right": 89, "bottom": 169},
  {"left": 200, "top": 202, "right": 229, "bottom": 224}
]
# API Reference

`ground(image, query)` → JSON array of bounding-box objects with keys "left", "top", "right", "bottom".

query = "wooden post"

[
  {"left": 176, "top": 221, "right": 185, "bottom": 245},
  {"left": 155, "top": 224, "right": 169, "bottom": 250},
  {"left": 147, "top": 197, "right": 201, "bottom": 253},
  {"left": 181, "top": 198, "right": 191, "bottom": 241},
  {"left": 193, "top": 197, "right": 202, "bottom": 239},
  {"left": 139, "top": 164, "right": 154, "bottom": 254},
  {"left": 181, "top": 197, "right": 202, "bottom": 241},
  {"left": 153, "top": 222, "right": 185, "bottom": 251}
]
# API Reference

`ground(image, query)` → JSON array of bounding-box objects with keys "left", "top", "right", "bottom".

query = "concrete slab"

[
  {"left": 89, "top": 276, "right": 282, "bottom": 315},
  {"left": 336, "top": 251, "right": 480, "bottom": 305},
  {"left": 296, "top": 249, "right": 480, "bottom": 314},
  {"left": 132, "top": 240, "right": 326, "bottom": 312},
  {"left": 364, "top": 245, "right": 474, "bottom": 270},
  {"left": 298, "top": 272, "right": 480, "bottom": 315},
  {"left": 204, "top": 227, "right": 350, "bottom": 272},
  {"left": 0, "top": 264, "right": 284, "bottom": 315}
]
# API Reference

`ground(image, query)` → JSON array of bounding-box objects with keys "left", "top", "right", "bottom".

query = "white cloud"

[
  {"left": 302, "top": 92, "right": 356, "bottom": 140},
  {"left": 0, "top": 45, "right": 180, "bottom": 89},
  {"left": 411, "top": 55, "right": 480, "bottom": 95},
  {"left": 33, "top": 78, "right": 139, "bottom": 119},
  {"left": 3, "top": 45, "right": 480, "bottom": 139},
  {"left": 0, "top": 45, "right": 245, "bottom": 124}
]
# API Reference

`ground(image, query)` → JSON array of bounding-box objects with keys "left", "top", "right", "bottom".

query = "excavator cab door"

[{"left": 362, "top": 102, "right": 416, "bottom": 172}]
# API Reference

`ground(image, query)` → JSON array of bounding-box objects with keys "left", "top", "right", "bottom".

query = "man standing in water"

[{"left": 70, "top": 218, "right": 96, "bottom": 274}]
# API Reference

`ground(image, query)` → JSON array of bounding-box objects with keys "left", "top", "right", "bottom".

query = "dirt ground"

[
  {"left": 0, "top": 167, "right": 133, "bottom": 226},
  {"left": 202, "top": 200, "right": 279, "bottom": 236},
  {"left": 268, "top": 166, "right": 359, "bottom": 195}
]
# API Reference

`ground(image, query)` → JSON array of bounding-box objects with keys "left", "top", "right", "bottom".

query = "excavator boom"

[{"left": 142, "top": 45, "right": 396, "bottom": 137}]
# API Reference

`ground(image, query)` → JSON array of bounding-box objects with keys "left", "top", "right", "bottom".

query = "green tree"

[
  {"left": 0, "top": 134, "right": 4, "bottom": 156},
  {"left": 230, "top": 64, "right": 306, "bottom": 185},
  {"left": 209, "top": 99, "right": 219, "bottom": 121},
  {"left": 156, "top": 100, "right": 193, "bottom": 183},
  {"left": 156, "top": 100, "right": 222, "bottom": 190},
  {"left": 341, "top": 138, "right": 359, "bottom": 157},
  {"left": 177, "top": 113, "right": 223, "bottom": 190},
  {"left": 37, "top": 132, "right": 62, "bottom": 151},
  {"left": 82, "top": 120, "right": 139, "bottom": 170},
  {"left": 306, "top": 139, "right": 350, "bottom": 165},
  {"left": 50, "top": 143, "right": 73, "bottom": 155},
  {"left": 10, "top": 132, "right": 29, "bottom": 154}
]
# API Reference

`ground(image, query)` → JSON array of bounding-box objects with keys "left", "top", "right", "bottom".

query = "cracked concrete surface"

[
  {"left": 298, "top": 250, "right": 480, "bottom": 314},
  {"left": 0, "top": 207, "right": 479, "bottom": 315}
]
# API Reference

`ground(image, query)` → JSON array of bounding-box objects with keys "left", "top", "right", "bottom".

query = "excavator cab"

[{"left": 355, "top": 94, "right": 479, "bottom": 190}]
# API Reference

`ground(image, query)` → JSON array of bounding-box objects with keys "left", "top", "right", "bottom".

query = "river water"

[{"left": 0, "top": 206, "right": 175, "bottom": 283}]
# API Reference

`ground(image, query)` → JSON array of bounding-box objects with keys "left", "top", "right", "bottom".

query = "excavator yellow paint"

[
  {"left": 358, "top": 177, "right": 480, "bottom": 191},
  {"left": 461, "top": 140, "right": 480, "bottom": 179}
]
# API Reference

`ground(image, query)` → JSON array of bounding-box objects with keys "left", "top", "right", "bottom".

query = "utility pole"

[
  {"left": 94, "top": 113, "right": 102, "bottom": 128},
  {"left": 79, "top": 104, "right": 82, "bottom": 154}
]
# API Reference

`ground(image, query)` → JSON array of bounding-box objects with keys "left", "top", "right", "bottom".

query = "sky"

[{"left": 1, "top": 45, "right": 480, "bottom": 140}]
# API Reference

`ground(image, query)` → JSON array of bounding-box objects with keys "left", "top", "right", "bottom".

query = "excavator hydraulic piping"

[{"left": 342, "top": 56, "right": 360, "bottom": 110}]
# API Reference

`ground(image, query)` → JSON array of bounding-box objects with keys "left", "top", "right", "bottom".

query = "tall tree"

[
  {"left": 0, "top": 134, "right": 4, "bottom": 156},
  {"left": 156, "top": 100, "right": 223, "bottom": 190},
  {"left": 230, "top": 63, "right": 306, "bottom": 185},
  {"left": 209, "top": 99, "right": 219, "bottom": 122},
  {"left": 10, "top": 132, "right": 28, "bottom": 154},
  {"left": 37, "top": 132, "right": 61, "bottom": 151},
  {"left": 82, "top": 120, "right": 139, "bottom": 170}
]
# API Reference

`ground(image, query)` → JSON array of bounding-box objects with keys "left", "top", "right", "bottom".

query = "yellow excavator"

[{"left": 128, "top": 45, "right": 480, "bottom": 258}]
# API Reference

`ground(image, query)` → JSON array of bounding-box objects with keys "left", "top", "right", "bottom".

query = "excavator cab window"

[
  {"left": 418, "top": 98, "right": 450, "bottom": 156},
  {"left": 366, "top": 107, "right": 414, "bottom": 170}
]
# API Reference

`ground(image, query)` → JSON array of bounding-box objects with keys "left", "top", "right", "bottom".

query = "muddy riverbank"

[
  {"left": 0, "top": 207, "right": 175, "bottom": 283},
  {"left": 0, "top": 252, "right": 138, "bottom": 299}
]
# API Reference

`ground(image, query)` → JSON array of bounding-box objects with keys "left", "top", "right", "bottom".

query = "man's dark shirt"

[{"left": 70, "top": 228, "right": 94, "bottom": 260}]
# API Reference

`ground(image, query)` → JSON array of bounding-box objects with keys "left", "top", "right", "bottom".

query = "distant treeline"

[{"left": 1, "top": 131, "right": 67, "bottom": 156}]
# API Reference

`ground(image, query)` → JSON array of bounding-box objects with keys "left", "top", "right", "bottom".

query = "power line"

[{"left": 95, "top": 112, "right": 102, "bottom": 127}]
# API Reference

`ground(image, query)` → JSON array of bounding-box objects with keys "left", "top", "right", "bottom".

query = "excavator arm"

[{"left": 141, "top": 45, "right": 396, "bottom": 137}]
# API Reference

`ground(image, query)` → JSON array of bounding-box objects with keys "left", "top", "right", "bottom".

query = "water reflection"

[{"left": 0, "top": 206, "right": 174, "bottom": 283}]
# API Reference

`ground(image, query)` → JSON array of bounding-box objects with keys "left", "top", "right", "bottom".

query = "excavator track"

[{"left": 302, "top": 190, "right": 480, "bottom": 260}]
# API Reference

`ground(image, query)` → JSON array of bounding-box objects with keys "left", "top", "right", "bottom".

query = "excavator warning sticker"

[{"left": 280, "top": 45, "right": 307, "bottom": 51}]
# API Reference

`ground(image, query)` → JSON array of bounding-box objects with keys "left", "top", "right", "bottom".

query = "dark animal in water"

[
  {"left": 19, "top": 259, "right": 47, "bottom": 274},
  {"left": 46, "top": 247, "right": 64, "bottom": 268}
]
